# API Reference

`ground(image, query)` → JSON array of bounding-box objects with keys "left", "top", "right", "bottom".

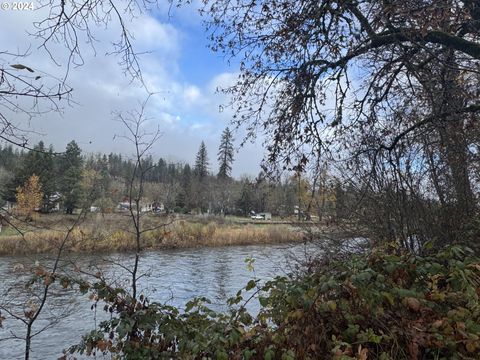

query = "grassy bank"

[{"left": 0, "top": 213, "right": 304, "bottom": 255}]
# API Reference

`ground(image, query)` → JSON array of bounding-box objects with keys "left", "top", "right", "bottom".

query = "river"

[{"left": 0, "top": 242, "right": 318, "bottom": 359}]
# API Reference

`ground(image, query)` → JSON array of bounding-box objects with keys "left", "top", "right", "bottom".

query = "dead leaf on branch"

[{"left": 10, "top": 64, "right": 34, "bottom": 72}]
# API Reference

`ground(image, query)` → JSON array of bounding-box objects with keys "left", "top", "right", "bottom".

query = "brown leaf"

[
  {"left": 432, "top": 319, "right": 444, "bottom": 328},
  {"left": 404, "top": 297, "right": 421, "bottom": 312},
  {"left": 407, "top": 342, "right": 419, "bottom": 358},
  {"left": 466, "top": 341, "right": 478, "bottom": 353},
  {"left": 10, "top": 64, "right": 34, "bottom": 72},
  {"left": 97, "top": 340, "right": 107, "bottom": 352},
  {"left": 44, "top": 275, "right": 53, "bottom": 286},
  {"left": 357, "top": 345, "right": 368, "bottom": 360}
]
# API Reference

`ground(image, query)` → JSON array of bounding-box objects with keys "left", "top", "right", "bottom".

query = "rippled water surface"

[{"left": 0, "top": 242, "right": 316, "bottom": 359}]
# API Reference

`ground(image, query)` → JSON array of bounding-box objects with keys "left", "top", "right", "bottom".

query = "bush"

[
  {"left": 67, "top": 245, "right": 480, "bottom": 359},
  {"left": 251, "top": 245, "right": 480, "bottom": 359}
]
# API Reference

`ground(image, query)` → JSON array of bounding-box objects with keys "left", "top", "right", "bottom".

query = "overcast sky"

[{"left": 0, "top": 1, "right": 264, "bottom": 177}]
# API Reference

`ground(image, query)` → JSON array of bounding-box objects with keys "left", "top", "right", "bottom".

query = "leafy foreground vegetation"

[{"left": 54, "top": 245, "right": 480, "bottom": 359}]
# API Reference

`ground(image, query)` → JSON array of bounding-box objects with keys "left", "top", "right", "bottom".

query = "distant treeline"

[{"left": 0, "top": 139, "right": 341, "bottom": 218}]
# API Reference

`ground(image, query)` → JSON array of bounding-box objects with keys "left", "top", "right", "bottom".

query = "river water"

[{"left": 0, "top": 242, "right": 317, "bottom": 359}]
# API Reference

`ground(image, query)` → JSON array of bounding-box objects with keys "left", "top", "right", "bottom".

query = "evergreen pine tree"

[
  {"left": 237, "top": 178, "right": 254, "bottom": 216},
  {"left": 194, "top": 141, "right": 209, "bottom": 180},
  {"left": 58, "top": 140, "right": 83, "bottom": 214},
  {"left": 175, "top": 164, "right": 192, "bottom": 211},
  {"left": 217, "top": 127, "right": 234, "bottom": 179}
]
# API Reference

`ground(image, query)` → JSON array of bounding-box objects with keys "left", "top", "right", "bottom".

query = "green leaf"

[
  {"left": 382, "top": 291, "right": 395, "bottom": 305},
  {"left": 354, "top": 271, "right": 373, "bottom": 282},
  {"left": 264, "top": 348, "right": 275, "bottom": 360},
  {"left": 243, "top": 349, "right": 256, "bottom": 360},
  {"left": 215, "top": 350, "right": 229, "bottom": 360},
  {"left": 246, "top": 279, "right": 256, "bottom": 291},
  {"left": 281, "top": 349, "right": 295, "bottom": 360},
  {"left": 185, "top": 300, "right": 195, "bottom": 312}
]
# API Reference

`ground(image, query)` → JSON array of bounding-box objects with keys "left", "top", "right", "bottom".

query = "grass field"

[{"left": 0, "top": 213, "right": 304, "bottom": 255}]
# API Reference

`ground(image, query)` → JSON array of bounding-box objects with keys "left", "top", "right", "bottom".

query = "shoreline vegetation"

[{"left": 0, "top": 213, "right": 323, "bottom": 256}]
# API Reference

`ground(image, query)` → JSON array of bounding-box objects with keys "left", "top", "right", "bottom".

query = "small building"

[
  {"left": 141, "top": 203, "right": 153, "bottom": 213},
  {"left": 117, "top": 198, "right": 164, "bottom": 213},
  {"left": 47, "top": 192, "right": 61, "bottom": 212},
  {"left": 117, "top": 201, "right": 131, "bottom": 211},
  {"left": 258, "top": 212, "right": 272, "bottom": 220},
  {"left": 251, "top": 212, "right": 272, "bottom": 220}
]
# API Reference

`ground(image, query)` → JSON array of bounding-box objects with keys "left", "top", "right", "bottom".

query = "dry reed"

[{"left": 0, "top": 214, "right": 303, "bottom": 255}]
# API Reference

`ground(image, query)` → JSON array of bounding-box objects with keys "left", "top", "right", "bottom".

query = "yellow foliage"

[
  {"left": 16, "top": 174, "right": 43, "bottom": 220},
  {"left": 81, "top": 168, "right": 101, "bottom": 192}
]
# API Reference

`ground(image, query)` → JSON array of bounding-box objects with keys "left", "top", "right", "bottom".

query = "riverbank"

[{"left": 0, "top": 213, "right": 309, "bottom": 255}]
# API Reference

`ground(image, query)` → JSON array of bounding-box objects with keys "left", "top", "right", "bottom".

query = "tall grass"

[
  {"left": 161, "top": 221, "right": 301, "bottom": 247},
  {"left": 0, "top": 215, "right": 302, "bottom": 255}
]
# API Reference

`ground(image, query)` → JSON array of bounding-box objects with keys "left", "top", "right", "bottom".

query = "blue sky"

[
  {"left": 174, "top": 18, "right": 228, "bottom": 84},
  {"left": 0, "top": 2, "right": 263, "bottom": 177}
]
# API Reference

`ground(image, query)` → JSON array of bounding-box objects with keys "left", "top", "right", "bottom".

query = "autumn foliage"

[{"left": 16, "top": 175, "right": 43, "bottom": 220}]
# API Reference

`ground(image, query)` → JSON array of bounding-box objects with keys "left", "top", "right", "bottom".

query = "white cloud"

[
  {"left": 0, "top": 4, "right": 263, "bottom": 176},
  {"left": 131, "top": 17, "right": 179, "bottom": 54},
  {"left": 183, "top": 85, "right": 201, "bottom": 105},
  {"left": 158, "top": 112, "right": 181, "bottom": 126}
]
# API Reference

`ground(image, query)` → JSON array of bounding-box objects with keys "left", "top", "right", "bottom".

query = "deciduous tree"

[
  {"left": 204, "top": 0, "right": 480, "bottom": 248},
  {"left": 16, "top": 175, "right": 43, "bottom": 221}
]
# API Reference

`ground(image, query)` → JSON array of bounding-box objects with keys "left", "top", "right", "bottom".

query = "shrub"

[{"left": 250, "top": 245, "right": 480, "bottom": 359}]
